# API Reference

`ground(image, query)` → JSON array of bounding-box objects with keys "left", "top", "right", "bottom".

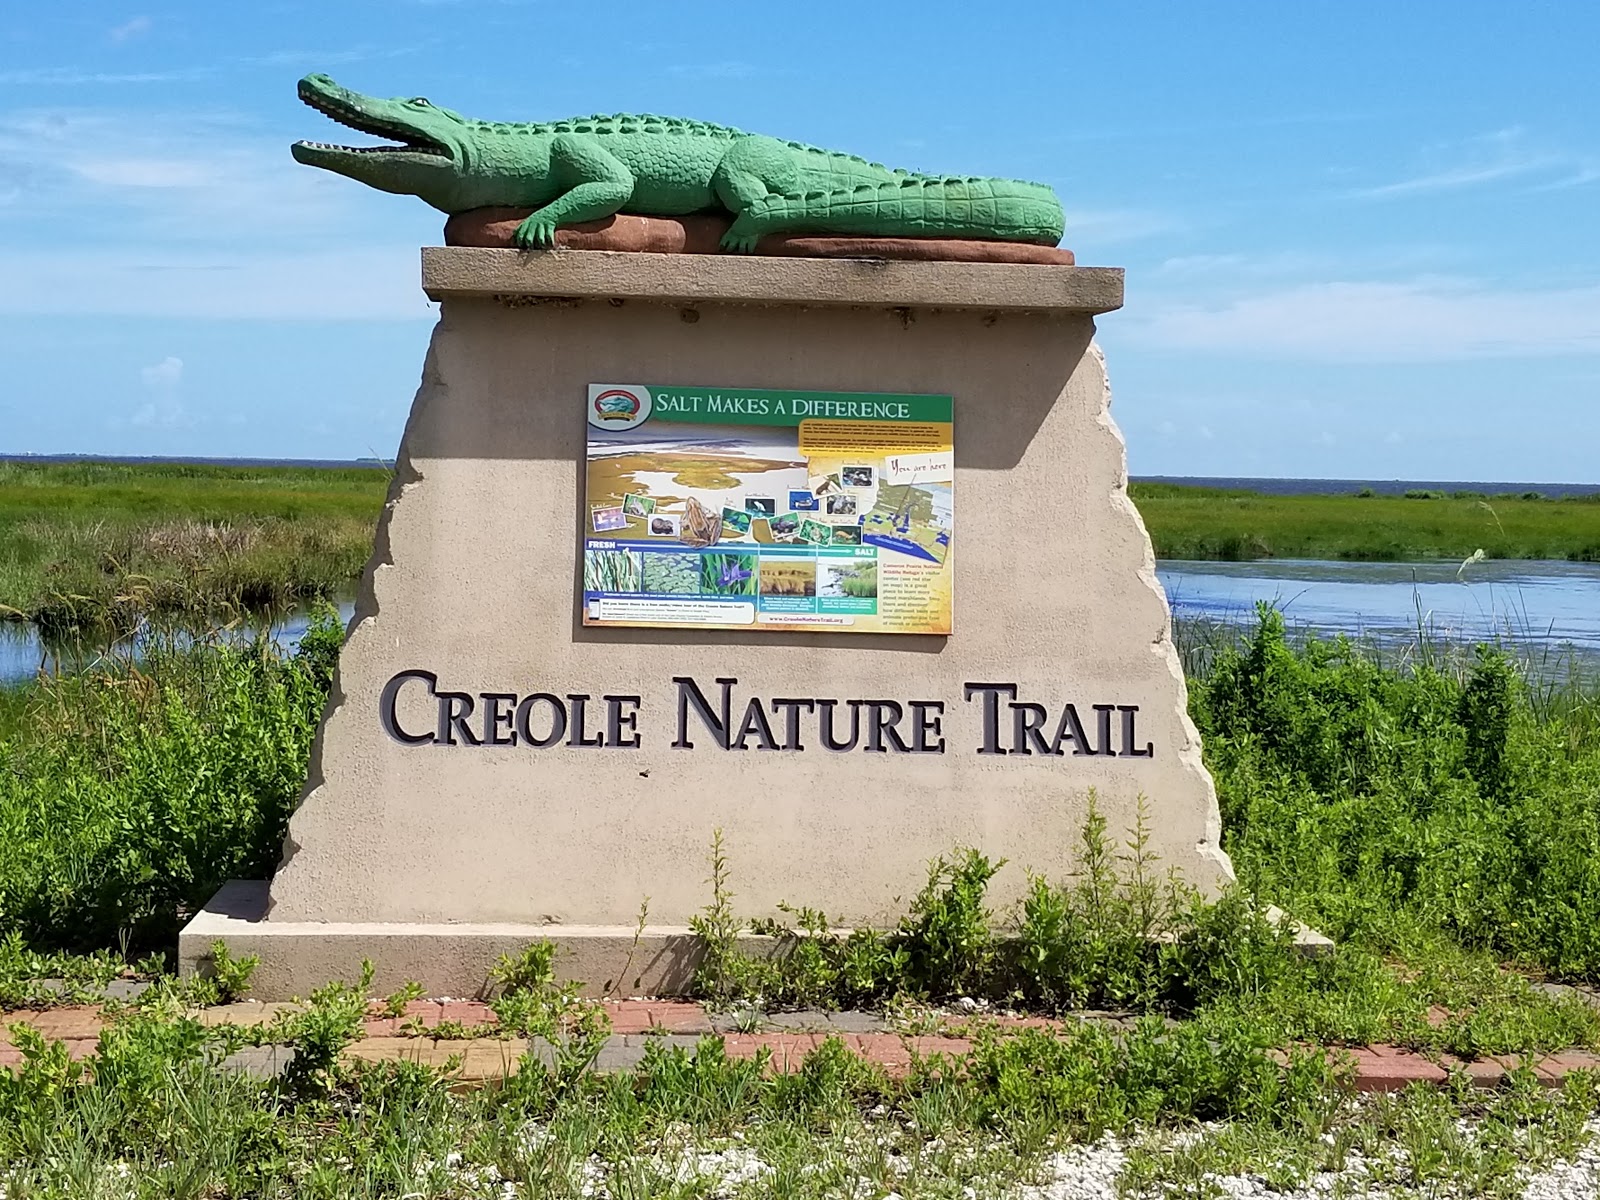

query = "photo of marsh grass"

[
  {"left": 700, "top": 551, "right": 758, "bottom": 596},
  {"left": 759, "top": 559, "right": 816, "bottom": 597},
  {"left": 820, "top": 560, "right": 878, "bottom": 599},
  {"left": 584, "top": 548, "right": 642, "bottom": 592},
  {"left": 642, "top": 551, "right": 701, "bottom": 594}
]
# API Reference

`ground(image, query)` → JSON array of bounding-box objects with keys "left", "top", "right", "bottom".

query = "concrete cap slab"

[{"left": 420, "top": 247, "right": 1124, "bottom": 314}]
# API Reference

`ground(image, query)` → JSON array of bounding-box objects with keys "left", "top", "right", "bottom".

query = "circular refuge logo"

[{"left": 588, "top": 385, "right": 652, "bottom": 431}]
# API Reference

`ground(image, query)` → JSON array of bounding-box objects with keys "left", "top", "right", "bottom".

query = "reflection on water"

[
  {"left": 0, "top": 601, "right": 357, "bottom": 687},
  {"left": 1158, "top": 559, "right": 1600, "bottom": 664}
]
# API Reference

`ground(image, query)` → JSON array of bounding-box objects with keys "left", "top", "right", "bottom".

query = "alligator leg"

[
  {"left": 711, "top": 136, "right": 802, "bottom": 253},
  {"left": 513, "top": 135, "right": 636, "bottom": 249}
]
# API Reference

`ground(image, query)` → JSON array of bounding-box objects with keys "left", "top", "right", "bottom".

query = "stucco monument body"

[{"left": 180, "top": 82, "right": 1232, "bottom": 996}]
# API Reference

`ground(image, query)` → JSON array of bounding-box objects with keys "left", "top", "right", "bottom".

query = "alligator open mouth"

[{"left": 293, "top": 77, "right": 450, "bottom": 161}]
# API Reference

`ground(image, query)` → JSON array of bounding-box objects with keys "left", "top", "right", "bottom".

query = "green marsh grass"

[
  {"left": 0, "top": 459, "right": 385, "bottom": 631},
  {"left": 1132, "top": 481, "right": 1600, "bottom": 562},
  {"left": 836, "top": 560, "right": 878, "bottom": 598}
]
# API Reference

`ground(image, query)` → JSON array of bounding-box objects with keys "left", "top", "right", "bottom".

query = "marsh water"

[
  {"left": 0, "top": 600, "right": 358, "bottom": 687},
  {"left": 1158, "top": 558, "right": 1600, "bottom": 667},
  {"left": 3, "top": 558, "right": 1600, "bottom": 686}
]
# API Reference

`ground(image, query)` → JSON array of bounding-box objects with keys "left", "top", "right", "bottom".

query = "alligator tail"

[{"left": 765, "top": 175, "right": 1066, "bottom": 246}]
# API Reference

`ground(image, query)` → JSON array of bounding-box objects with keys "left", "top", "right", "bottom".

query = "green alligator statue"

[{"left": 291, "top": 74, "right": 1065, "bottom": 253}]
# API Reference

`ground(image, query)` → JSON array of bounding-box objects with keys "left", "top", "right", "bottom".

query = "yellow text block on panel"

[{"left": 799, "top": 420, "right": 952, "bottom": 455}]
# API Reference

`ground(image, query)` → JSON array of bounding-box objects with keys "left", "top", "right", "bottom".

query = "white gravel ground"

[
  {"left": 1012, "top": 1121, "right": 1600, "bottom": 1199},
  {"left": 417, "top": 1117, "right": 1600, "bottom": 1199}
]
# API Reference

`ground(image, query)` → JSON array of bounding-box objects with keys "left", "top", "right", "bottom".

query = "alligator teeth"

[
  {"left": 297, "top": 139, "right": 446, "bottom": 156},
  {"left": 298, "top": 89, "right": 447, "bottom": 157}
]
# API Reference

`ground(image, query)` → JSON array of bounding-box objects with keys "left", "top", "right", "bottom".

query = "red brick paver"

[
  {"left": 1439, "top": 1055, "right": 1507, "bottom": 1088},
  {"left": 5, "top": 1006, "right": 106, "bottom": 1042},
  {"left": 361, "top": 999, "right": 495, "bottom": 1038},
  {"left": 602, "top": 1000, "right": 714, "bottom": 1035},
  {"left": 1349, "top": 1046, "right": 1449, "bottom": 1092},
  {"left": 437, "top": 1001, "right": 495, "bottom": 1025},
  {"left": 853, "top": 1034, "right": 975, "bottom": 1077},
  {"left": 724, "top": 1033, "right": 823, "bottom": 1071},
  {"left": 0, "top": 1037, "right": 100, "bottom": 1065},
  {"left": 643, "top": 1001, "right": 716, "bottom": 1034},
  {"left": 1526, "top": 1052, "right": 1600, "bottom": 1085},
  {"left": 4, "top": 993, "right": 1598, "bottom": 1095},
  {"left": 601, "top": 1001, "right": 658, "bottom": 1034}
]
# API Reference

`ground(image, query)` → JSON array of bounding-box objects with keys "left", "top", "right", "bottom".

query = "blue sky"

[{"left": 1, "top": 2, "right": 1596, "bottom": 480}]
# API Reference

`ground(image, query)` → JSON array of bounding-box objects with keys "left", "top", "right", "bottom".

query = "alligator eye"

[{"left": 410, "top": 97, "right": 431, "bottom": 107}]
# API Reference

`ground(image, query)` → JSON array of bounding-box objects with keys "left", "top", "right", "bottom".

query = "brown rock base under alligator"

[{"left": 444, "top": 209, "right": 1077, "bottom": 265}]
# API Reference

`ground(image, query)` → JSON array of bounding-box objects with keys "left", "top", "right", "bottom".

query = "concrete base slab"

[
  {"left": 180, "top": 880, "right": 772, "bottom": 1000},
  {"left": 183, "top": 882, "right": 1334, "bottom": 1000}
]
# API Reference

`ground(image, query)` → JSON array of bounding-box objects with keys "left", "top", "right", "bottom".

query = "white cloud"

[
  {"left": 1132, "top": 277, "right": 1600, "bottom": 362},
  {"left": 109, "top": 16, "right": 152, "bottom": 43},
  {"left": 1352, "top": 128, "right": 1599, "bottom": 199},
  {"left": 1360, "top": 161, "right": 1537, "bottom": 198},
  {"left": 133, "top": 355, "right": 184, "bottom": 426},
  {"left": 140, "top": 355, "right": 182, "bottom": 389}
]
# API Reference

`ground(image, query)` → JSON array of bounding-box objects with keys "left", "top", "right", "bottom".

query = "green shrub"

[
  {"left": 1193, "top": 608, "right": 1600, "bottom": 977},
  {"left": 0, "top": 607, "right": 342, "bottom": 953},
  {"left": 275, "top": 959, "right": 374, "bottom": 1099},
  {"left": 898, "top": 849, "right": 1002, "bottom": 999}
]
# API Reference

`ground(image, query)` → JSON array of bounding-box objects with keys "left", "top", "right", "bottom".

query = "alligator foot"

[
  {"left": 718, "top": 230, "right": 761, "bottom": 254},
  {"left": 512, "top": 215, "right": 559, "bottom": 250}
]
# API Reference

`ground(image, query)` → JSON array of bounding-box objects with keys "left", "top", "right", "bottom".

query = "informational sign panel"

[{"left": 583, "top": 384, "right": 954, "bottom": 634}]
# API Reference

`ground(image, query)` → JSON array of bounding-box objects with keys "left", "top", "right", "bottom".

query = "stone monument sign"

[{"left": 179, "top": 78, "right": 1233, "bottom": 997}]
